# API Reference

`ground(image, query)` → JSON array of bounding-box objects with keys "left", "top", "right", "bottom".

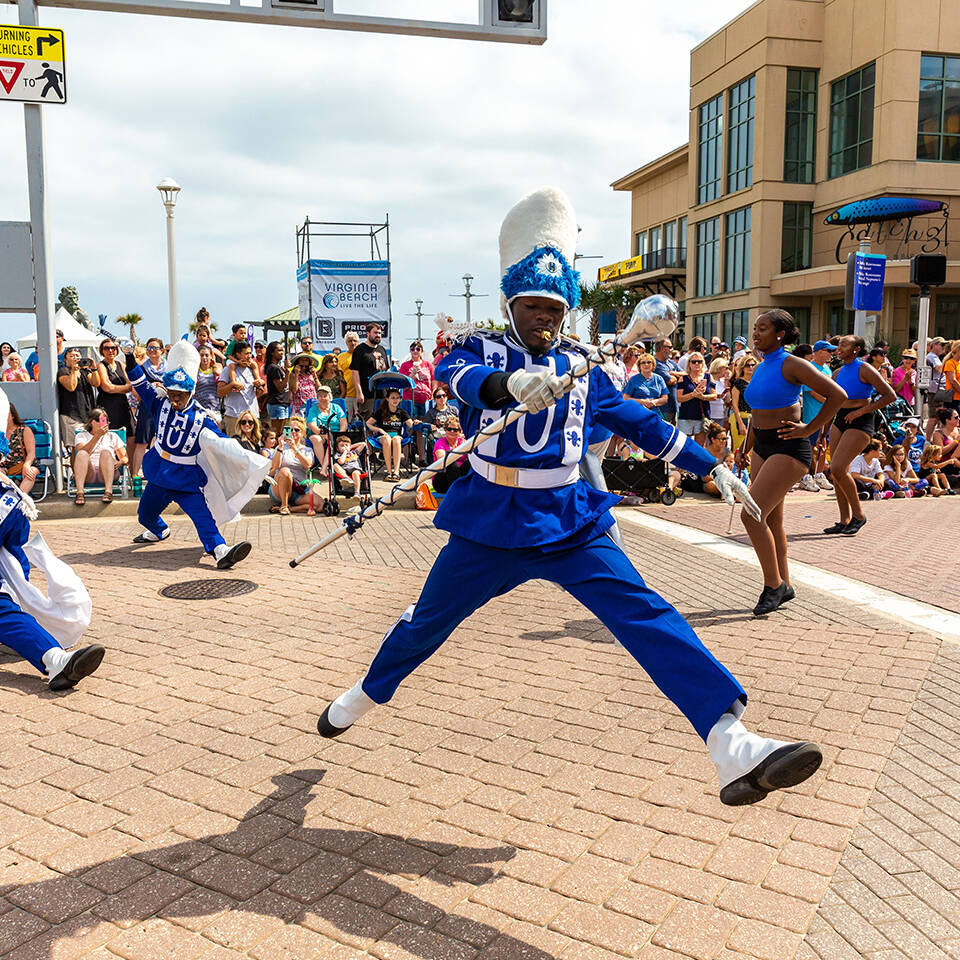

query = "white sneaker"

[
  {"left": 799, "top": 475, "right": 819, "bottom": 492},
  {"left": 815, "top": 473, "right": 834, "bottom": 490}
]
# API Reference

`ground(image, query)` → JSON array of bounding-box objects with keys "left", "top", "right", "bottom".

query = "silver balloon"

[
  {"left": 118, "top": 337, "right": 136, "bottom": 355},
  {"left": 620, "top": 295, "right": 679, "bottom": 346}
]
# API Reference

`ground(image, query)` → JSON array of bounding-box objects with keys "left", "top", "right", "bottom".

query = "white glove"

[
  {"left": 711, "top": 463, "right": 761, "bottom": 522},
  {"left": 506, "top": 369, "right": 567, "bottom": 415}
]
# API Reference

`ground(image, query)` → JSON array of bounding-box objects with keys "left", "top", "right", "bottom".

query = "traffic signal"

[
  {"left": 497, "top": 0, "right": 536, "bottom": 23},
  {"left": 910, "top": 253, "right": 947, "bottom": 288}
]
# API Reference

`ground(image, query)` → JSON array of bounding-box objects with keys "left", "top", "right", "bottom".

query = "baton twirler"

[{"left": 289, "top": 296, "right": 680, "bottom": 568}]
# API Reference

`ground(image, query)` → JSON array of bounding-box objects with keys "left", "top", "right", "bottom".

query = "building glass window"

[
  {"left": 695, "top": 217, "right": 721, "bottom": 298},
  {"left": 781, "top": 202, "right": 813, "bottom": 273},
  {"left": 634, "top": 230, "right": 647, "bottom": 258},
  {"left": 697, "top": 94, "right": 724, "bottom": 204},
  {"left": 721, "top": 310, "right": 750, "bottom": 347},
  {"left": 827, "top": 300, "right": 854, "bottom": 336},
  {"left": 829, "top": 62, "right": 875, "bottom": 178},
  {"left": 791, "top": 307, "right": 811, "bottom": 345},
  {"left": 648, "top": 225, "right": 662, "bottom": 269},
  {"left": 664, "top": 220, "right": 677, "bottom": 266},
  {"left": 785, "top": 68, "right": 817, "bottom": 182},
  {"left": 691, "top": 314, "right": 717, "bottom": 341},
  {"left": 679, "top": 216, "right": 688, "bottom": 266},
  {"left": 917, "top": 54, "right": 960, "bottom": 162},
  {"left": 912, "top": 294, "right": 960, "bottom": 340},
  {"left": 727, "top": 76, "right": 755, "bottom": 193},
  {"left": 724, "top": 206, "right": 751, "bottom": 293}
]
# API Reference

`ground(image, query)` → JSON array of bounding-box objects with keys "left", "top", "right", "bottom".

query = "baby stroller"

[
  {"left": 319, "top": 424, "right": 374, "bottom": 517},
  {"left": 877, "top": 396, "right": 915, "bottom": 443},
  {"left": 602, "top": 456, "right": 681, "bottom": 505},
  {"left": 365, "top": 371, "right": 419, "bottom": 479}
]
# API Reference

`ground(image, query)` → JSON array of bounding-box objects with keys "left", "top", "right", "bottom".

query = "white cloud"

[{"left": 0, "top": 0, "right": 749, "bottom": 345}]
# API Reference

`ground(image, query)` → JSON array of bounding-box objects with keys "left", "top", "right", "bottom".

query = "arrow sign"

[
  {"left": 35, "top": 33, "right": 60, "bottom": 55},
  {"left": 0, "top": 60, "right": 24, "bottom": 94}
]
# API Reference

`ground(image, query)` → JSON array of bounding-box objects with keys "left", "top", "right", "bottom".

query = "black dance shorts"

[
  {"left": 751, "top": 427, "right": 813, "bottom": 469},
  {"left": 833, "top": 408, "right": 876, "bottom": 435}
]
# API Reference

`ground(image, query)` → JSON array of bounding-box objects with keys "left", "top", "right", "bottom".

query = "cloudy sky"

[{"left": 1, "top": 0, "right": 748, "bottom": 348}]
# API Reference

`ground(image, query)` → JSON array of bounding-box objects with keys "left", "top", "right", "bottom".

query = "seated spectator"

[
  {"left": 682, "top": 422, "right": 731, "bottom": 497},
  {"left": 367, "top": 388, "right": 416, "bottom": 482},
  {"left": 883, "top": 444, "right": 929, "bottom": 497},
  {"left": 0, "top": 341, "right": 13, "bottom": 372},
  {"left": 919, "top": 443, "right": 955, "bottom": 495},
  {"left": 268, "top": 416, "right": 314, "bottom": 515},
  {"left": 73, "top": 408, "right": 127, "bottom": 505},
  {"left": 432, "top": 417, "right": 466, "bottom": 466},
  {"left": 261, "top": 429, "right": 279, "bottom": 457},
  {"left": 57, "top": 347, "right": 100, "bottom": 455},
  {"left": 3, "top": 403, "right": 38, "bottom": 495},
  {"left": 333, "top": 434, "right": 366, "bottom": 497},
  {"left": 306, "top": 385, "right": 346, "bottom": 471},
  {"left": 423, "top": 388, "right": 459, "bottom": 436},
  {"left": 850, "top": 441, "right": 893, "bottom": 499},
  {"left": 930, "top": 406, "right": 960, "bottom": 474},
  {"left": 232, "top": 413, "right": 261, "bottom": 453},
  {"left": 901, "top": 418, "right": 925, "bottom": 470},
  {"left": 623, "top": 354, "right": 668, "bottom": 419},
  {"left": 2, "top": 353, "right": 29, "bottom": 382}
]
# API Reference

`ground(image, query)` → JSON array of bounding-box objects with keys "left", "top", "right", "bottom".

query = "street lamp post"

[
  {"left": 414, "top": 299, "right": 423, "bottom": 340},
  {"left": 451, "top": 273, "right": 488, "bottom": 327},
  {"left": 157, "top": 178, "right": 181, "bottom": 345}
]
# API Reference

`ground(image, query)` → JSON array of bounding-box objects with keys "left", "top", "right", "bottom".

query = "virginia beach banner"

[{"left": 297, "top": 259, "right": 391, "bottom": 351}]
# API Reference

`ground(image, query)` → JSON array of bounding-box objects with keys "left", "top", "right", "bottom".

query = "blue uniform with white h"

[
  {"left": 129, "top": 364, "right": 227, "bottom": 552},
  {"left": 357, "top": 332, "right": 746, "bottom": 741}
]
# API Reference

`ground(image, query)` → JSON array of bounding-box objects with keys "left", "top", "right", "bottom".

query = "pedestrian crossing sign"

[{"left": 0, "top": 25, "right": 66, "bottom": 104}]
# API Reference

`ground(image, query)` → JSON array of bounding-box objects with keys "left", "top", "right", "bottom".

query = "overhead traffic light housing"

[{"left": 497, "top": 0, "right": 536, "bottom": 23}]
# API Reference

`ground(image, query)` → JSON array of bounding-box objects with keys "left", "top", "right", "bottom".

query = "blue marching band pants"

[
  {"left": 0, "top": 594, "right": 60, "bottom": 672},
  {"left": 359, "top": 532, "right": 746, "bottom": 742},
  {"left": 137, "top": 482, "right": 225, "bottom": 553}
]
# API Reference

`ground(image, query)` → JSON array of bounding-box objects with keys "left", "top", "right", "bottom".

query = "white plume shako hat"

[
  {"left": 162, "top": 339, "right": 201, "bottom": 394},
  {"left": 499, "top": 187, "right": 581, "bottom": 348}
]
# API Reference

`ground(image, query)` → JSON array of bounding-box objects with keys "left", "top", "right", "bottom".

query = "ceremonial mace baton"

[{"left": 288, "top": 296, "right": 680, "bottom": 568}]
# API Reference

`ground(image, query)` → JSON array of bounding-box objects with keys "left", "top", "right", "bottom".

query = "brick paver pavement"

[
  {"left": 0, "top": 510, "right": 953, "bottom": 959},
  {"left": 645, "top": 494, "right": 960, "bottom": 614}
]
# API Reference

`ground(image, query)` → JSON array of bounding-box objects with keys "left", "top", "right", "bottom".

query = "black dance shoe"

[{"left": 753, "top": 583, "right": 787, "bottom": 616}]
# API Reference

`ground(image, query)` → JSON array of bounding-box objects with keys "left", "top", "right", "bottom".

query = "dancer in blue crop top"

[
  {"left": 824, "top": 335, "right": 897, "bottom": 537},
  {"left": 736, "top": 311, "right": 846, "bottom": 616}
]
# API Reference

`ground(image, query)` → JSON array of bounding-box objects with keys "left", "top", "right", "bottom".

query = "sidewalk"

[{"left": 0, "top": 510, "right": 954, "bottom": 959}]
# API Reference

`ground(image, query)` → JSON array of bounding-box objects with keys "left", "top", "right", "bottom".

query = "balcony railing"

[{"left": 632, "top": 247, "right": 687, "bottom": 271}]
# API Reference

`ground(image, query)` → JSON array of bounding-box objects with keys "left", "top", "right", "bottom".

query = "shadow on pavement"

[
  {"left": 0, "top": 768, "right": 556, "bottom": 960},
  {"left": 58, "top": 545, "right": 218, "bottom": 572}
]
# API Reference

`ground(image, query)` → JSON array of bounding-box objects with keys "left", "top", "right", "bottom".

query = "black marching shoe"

[
  {"left": 216, "top": 542, "right": 252, "bottom": 570},
  {"left": 49, "top": 645, "right": 106, "bottom": 692},
  {"left": 841, "top": 516, "right": 866, "bottom": 536},
  {"left": 317, "top": 705, "right": 351, "bottom": 739},
  {"left": 779, "top": 585, "right": 796, "bottom": 605},
  {"left": 753, "top": 582, "right": 787, "bottom": 616},
  {"left": 822, "top": 521, "right": 847, "bottom": 534},
  {"left": 720, "top": 742, "right": 823, "bottom": 806},
  {"left": 132, "top": 530, "right": 170, "bottom": 544}
]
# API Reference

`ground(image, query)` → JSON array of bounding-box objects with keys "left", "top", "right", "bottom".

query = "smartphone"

[{"left": 283, "top": 426, "right": 292, "bottom": 439}]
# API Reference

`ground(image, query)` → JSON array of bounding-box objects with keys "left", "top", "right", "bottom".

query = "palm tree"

[
  {"left": 188, "top": 318, "right": 219, "bottom": 334},
  {"left": 116, "top": 313, "right": 143, "bottom": 343}
]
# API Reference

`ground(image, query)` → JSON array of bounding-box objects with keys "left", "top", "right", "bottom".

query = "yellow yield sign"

[{"left": 0, "top": 26, "right": 66, "bottom": 104}]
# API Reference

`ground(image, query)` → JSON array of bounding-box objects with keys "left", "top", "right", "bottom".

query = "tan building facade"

[{"left": 608, "top": 0, "right": 960, "bottom": 349}]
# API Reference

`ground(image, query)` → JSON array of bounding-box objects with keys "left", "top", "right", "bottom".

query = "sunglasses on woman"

[
  {"left": 103, "top": 345, "right": 118, "bottom": 352},
  {"left": 239, "top": 420, "right": 255, "bottom": 426}
]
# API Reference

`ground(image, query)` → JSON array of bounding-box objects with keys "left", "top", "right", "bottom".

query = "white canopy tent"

[{"left": 16, "top": 307, "right": 102, "bottom": 351}]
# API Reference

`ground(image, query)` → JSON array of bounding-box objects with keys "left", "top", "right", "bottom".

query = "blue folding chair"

[{"left": 11, "top": 419, "right": 54, "bottom": 502}]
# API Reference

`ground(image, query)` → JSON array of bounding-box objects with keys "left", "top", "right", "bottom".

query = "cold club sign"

[
  {"left": 826, "top": 195, "right": 948, "bottom": 263},
  {"left": 297, "top": 259, "right": 391, "bottom": 351}
]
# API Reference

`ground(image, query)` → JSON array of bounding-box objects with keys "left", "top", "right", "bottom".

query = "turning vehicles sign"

[{"left": 0, "top": 26, "right": 66, "bottom": 104}]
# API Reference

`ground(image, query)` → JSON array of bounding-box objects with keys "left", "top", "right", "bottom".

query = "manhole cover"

[{"left": 159, "top": 579, "right": 258, "bottom": 600}]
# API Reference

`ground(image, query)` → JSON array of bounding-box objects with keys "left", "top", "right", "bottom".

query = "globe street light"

[{"left": 156, "top": 177, "right": 181, "bottom": 345}]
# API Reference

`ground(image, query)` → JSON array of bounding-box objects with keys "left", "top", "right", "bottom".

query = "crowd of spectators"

[{"left": 609, "top": 329, "right": 960, "bottom": 503}]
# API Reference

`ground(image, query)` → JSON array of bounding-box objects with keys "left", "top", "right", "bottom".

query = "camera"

[{"left": 78, "top": 358, "right": 94, "bottom": 370}]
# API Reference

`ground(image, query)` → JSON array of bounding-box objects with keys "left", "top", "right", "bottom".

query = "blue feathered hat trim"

[
  {"left": 162, "top": 368, "right": 196, "bottom": 393},
  {"left": 501, "top": 245, "right": 580, "bottom": 310}
]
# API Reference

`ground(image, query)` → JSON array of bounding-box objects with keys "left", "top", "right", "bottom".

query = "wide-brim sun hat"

[{"left": 291, "top": 352, "right": 320, "bottom": 370}]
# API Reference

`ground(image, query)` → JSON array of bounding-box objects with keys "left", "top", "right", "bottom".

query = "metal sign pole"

[
  {"left": 19, "top": 0, "right": 63, "bottom": 492},
  {"left": 853, "top": 238, "right": 870, "bottom": 339},
  {"left": 916, "top": 286, "right": 931, "bottom": 417}
]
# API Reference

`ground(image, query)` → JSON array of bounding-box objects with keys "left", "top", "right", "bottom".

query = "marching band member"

[
  {"left": 317, "top": 188, "right": 823, "bottom": 806},
  {"left": 124, "top": 339, "right": 268, "bottom": 568},
  {"left": 0, "top": 388, "right": 103, "bottom": 690}
]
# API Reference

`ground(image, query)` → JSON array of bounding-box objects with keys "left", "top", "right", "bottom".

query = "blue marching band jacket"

[{"left": 434, "top": 332, "right": 717, "bottom": 550}]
